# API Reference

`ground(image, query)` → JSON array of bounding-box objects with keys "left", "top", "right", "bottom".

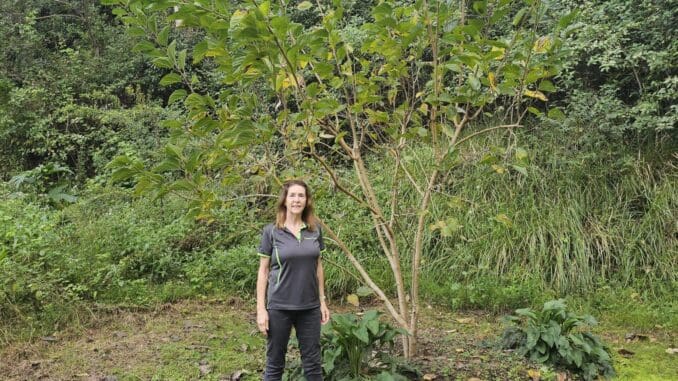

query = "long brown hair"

[{"left": 275, "top": 179, "right": 318, "bottom": 231}]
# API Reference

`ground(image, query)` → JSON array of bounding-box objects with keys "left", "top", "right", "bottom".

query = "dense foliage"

[
  {"left": 286, "top": 310, "right": 411, "bottom": 380},
  {"left": 556, "top": 0, "right": 677, "bottom": 139},
  {"left": 0, "top": 0, "right": 165, "bottom": 187},
  {"left": 501, "top": 299, "right": 616, "bottom": 380}
]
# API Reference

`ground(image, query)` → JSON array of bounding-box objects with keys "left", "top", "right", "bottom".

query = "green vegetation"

[
  {"left": 501, "top": 299, "right": 615, "bottom": 380},
  {"left": 0, "top": 0, "right": 676, "bottom": 378},
  {"left": 319, "top": 310, "right": 410, "bottom": 379}
]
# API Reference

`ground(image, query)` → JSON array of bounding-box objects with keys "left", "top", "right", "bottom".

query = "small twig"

[{"left": 454, "top": 124, "right": 521, "bottom": 147}]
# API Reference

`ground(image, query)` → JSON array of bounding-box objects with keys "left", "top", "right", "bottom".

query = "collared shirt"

[{"left": 258, "top": 222, "right": 325, "bottom": 310}]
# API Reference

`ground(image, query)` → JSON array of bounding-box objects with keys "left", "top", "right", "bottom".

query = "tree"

[{"left": 106, "top": 0, "right": 569, "bottom": 357}]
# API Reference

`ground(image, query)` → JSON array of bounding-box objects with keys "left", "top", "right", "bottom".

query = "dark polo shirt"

[{"left": 258, "top": 223, "right": 325, "bottom": 310}]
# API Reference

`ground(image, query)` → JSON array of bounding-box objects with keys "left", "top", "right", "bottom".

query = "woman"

[{"left": 256, "top": 179, "right": 330, "bottom": 381}]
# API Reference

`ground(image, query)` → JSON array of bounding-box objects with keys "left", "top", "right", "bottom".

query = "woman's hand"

[
  {"left": 320, "top": 301, "right": 330, "bottom": 324},
  {"left": 257, "top": 308, "right": 269, "bottom": 335}
]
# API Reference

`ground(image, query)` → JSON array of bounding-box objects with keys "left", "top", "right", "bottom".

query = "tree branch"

[
  {"left": 454, "top": 124, "right": 521, "bottom": 147},
  {"left": 317, "top": 219, "right": 409, "bottom": 331}
]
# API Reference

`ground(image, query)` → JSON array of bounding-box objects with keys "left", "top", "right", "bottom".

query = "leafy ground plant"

[
  {"left": 285, "top": 310, "right": 414, "bottom": 380},
  {"left": 500, "top": 299, "right": 615, "bottom": 380}
]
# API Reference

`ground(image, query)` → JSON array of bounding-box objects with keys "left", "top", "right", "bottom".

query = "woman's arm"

[
  {"left": 256, "top": 257, "right": 270, "bottom": 335},
  {"left": 317, "top": 259, "right": 330, "bottom": 324}
]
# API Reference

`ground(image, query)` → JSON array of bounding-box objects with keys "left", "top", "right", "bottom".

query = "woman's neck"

[{"left": 285, "top": 213, "right": 303, "bottom": 227}]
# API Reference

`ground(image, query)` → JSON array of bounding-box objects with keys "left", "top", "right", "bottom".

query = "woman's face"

[{"left": 285, "top": 184, "right": 307, "bottom": 216}]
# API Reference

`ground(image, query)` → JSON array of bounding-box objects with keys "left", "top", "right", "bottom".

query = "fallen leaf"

[
  {"left": 41, "top": 336, "right": 58, "bottom": 342},
  {"left": 199, "top": 364, "right": 211, "bottom": 376},
  {"left": 346, "top": 294, "right": 359, "bottom": 307},
  {"left": 618, "top": 348, "right": 635, "bottom": 357},
  {"left": 455, "top": 348, "right": 465, "bottom": 353},
  {"left": 527, "top": 369, "right": 541, "bottom": 381},
  {"left": 113, "top": 331, "right": 127, "bottom": 338},
  {"left": 556, "top": 372, "right": 568, "bottom": 381},
  {"left": 456, "top": 317, "right": 474, "bottom": 324},
  {"left": 666, "top": 348, "right": 678, "bottom": 355},
  {"left": 467, "top": 378, "right": 483, "bottom": 381},
  {"left": 624, "top": 332, "right": 649, "bottom": 342},
  {"left": 423, "top": 374, "right": 437, "bottom": 380}
]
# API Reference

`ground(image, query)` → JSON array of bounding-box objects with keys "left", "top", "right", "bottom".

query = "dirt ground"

[{"left": 1, "top": 298, "right": 675, "bottom": 380}]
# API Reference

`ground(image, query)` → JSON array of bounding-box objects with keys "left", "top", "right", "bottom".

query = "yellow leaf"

[
  {"left": 523, "top": 89, "right": 548, "bottom": 101},
  {"left": 532, "top": 36, "right": 552, "bottom": 53},
  {"left": 515, "top": 147, "right": 528, "bottom": 160},
  {"left": 346, "top": 294, "right": 359, "bottom": 307},
  {"left": 488, "top": 72, "right": 497, "bottom": 91},
  {"left": 491, "top": 164, "right": 506, "bottom": 174},
  {"left": 419, "top": 103, "right": 429, "bottom": 114},
  {"left": 494, "top": 213, "right": 512, "bottom": 227},
  {"left": 491, "top": 46, "right": 505, "bottom": 60},
  {"left": 527, "top": 369, "right": 541, "bottom": 381},
  {"left": 244, "top": 67, "right": 260, "bottom": 76}
]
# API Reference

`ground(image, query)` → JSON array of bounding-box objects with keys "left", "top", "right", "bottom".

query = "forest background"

[{"left": 0, "top": 0, "right": 676, "bottom": 378}]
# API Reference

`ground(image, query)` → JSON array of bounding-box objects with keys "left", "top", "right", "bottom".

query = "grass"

[
  {"left": 0, "top": 298, "right": 265, "bottom": 381},
  {"left": 2, "top": 296, "right": 676, "bottom": 380}
]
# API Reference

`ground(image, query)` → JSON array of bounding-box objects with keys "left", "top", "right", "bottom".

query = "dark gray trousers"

[{"left": 264, "top": 307, "right": 322, "bottom": 381}]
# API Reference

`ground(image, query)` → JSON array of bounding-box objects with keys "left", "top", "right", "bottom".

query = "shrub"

[
  {"left": 184, "top": 244, "right": 259, "bottom": 294},
  {"left": 500, "top": 299, "right": 615, "bottom": 380},
  {"left": 284, "top": 311, "right": 414, "bottom": 380}
]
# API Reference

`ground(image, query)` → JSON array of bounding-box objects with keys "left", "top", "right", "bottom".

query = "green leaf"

[
  {"left": 515, "top": 308, "right": 537, "bottom": 320},
  {"left": 168, "top": 89, "right": 187, "bottom": 105},
  {"left": 127, "top": 26, "right": 146, "bottom": 37},
  {"left": 515, "top": 148, "right": 528, "bottom": 161},
  {"left": 513, "top": 8, "right": 528, "bottom": 26},
  {"left": 538, "top": 80, "right": 556, "bottom": 92},
  {"left": 132, "top": 40, "right": 156, "bottom": 53},
  {"left": 547, "top": 108, "right": 566, "bottom": 120},
  {"left": 152, "top": 57, "right": 173, "bottom": 69},
  {"left": 527, "top": 107, "right": 542, "bottom": 116},
  {"left": 169, "top": 179, "right": 196, "bottom": 192},
  {"left": 177, "top": 49, "right": 187, "bottom": 71},
  {"left": 297, "top": 1, "right": 313, "bottom": 11},
  {"left": 157, "top": 26, "right": 171, "bottom": 46},
  {"left": 160, "top": 73, "right": 182, "bottom": 86},
  {"left": 511, "top": 165, "right": 528, "bottom": 176},
  {"left": 366, "top": 316, "right": 380, "bottom": 335},
  {"left": 353, "top": 325, "right": 369, "bottom": 344},
  {"left": 543, "top": 299, "right": 566, "bottom": 312},
  {"left": 110, "top": 167, "right": 137, "bottom": 183},
  {"left": 356, "top": 286, "right": 373, "bottom": 297},
  {"left": 469, "top": 76, "right": 481, "bottom": 91}
]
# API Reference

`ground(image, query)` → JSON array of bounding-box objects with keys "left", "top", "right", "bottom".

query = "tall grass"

[
  {"left": 418, "top": 132, "right": 677, "bottom": 303},
  {"left": 311, "top": 129, "right": 676, "bottom": 310}
]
